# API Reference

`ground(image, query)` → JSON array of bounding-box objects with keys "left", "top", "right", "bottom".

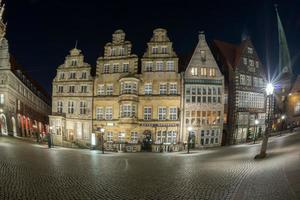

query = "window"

[
  {"left": 167, "top": 131, "right": 177, "bottom": 144},
  {"left": 97, "top": 84, "right": 105, "bottom": 95},
  {"left": 152, "top": 47, "right": 158, "bottom": 54},
  {"left": 107, "top": 132, "right": 113, "bottom": 142},
  {"left": 200, "top": 68, "right": 207, "bottom": 76},
  {"left": 105, "top": 107, "right": 113, "bottom": 120},
  {"left": 169, "top": 107, "right": 177, "bottom": 120},
  {"left": 191, "top": 67, "right": 198, "bottom": 76},
  {"left": 119, "top": 48, "right": 125, "bottom": 56},
  {"left": 57, "top": 101, "right": 63, "bottom": 113},
  {"left": 80, "top": 101, "right": 87, "bottom": 115},
  {"left": 166, "top": 61, "right": 174, "bottom": 71},
  {"left": 209, "top": 68, "right": 216, "bottom": 76},
  {"left": 159, "top": 83, "right": 167, "bottom": 95},
  {"left": 71, "top": 59, "right": 77, "bottom": 66},
  {"left": 145, "top": 62, "right": 153, "bottom": 72},
  {"left": 81, "top": 85, "right": 87, "bottom": 93},
  {"left": 144, "top": 83, "right": 152, "bottom": 95},
  {"left": 243, "top": 58, "right": 247, "bottom": 65},
  {"left": 295, "top": 102, "right": 300, "bottom": 115},
  {"left": 69, "top": 86, "right": 75, "bottom": 93},
  {"left": 103, "top": 64, "right": 110, "bottom": 74},
  {"left": 121, "top": 104, "right": 136, "bottom": 118},
  {"left": 123, "top": 63, "right": 129, "bottom": 72},
  {"left": 246, "top": 75, "right": 252, "bottom": 86},
  {"left": 96, "top": 107, "right": 104, "bottom": 120},
  {"left": 106, "top": 84, "right": 113, "bottom": 95},
  {"left": 169, "top": 83, "right": 177, "bottom": 95},
  {"left": 247, "top": 47, "right": 253, "bottom": 54},
  {"left": 253, "top": 77, "right": 258, "bottom": 87},
  {"left": 161, "top": 46, "right": 167, "bottom": 54},
  {"left": 111, "top": 48, "right": 116, "bottom": 56},
  {"left": 156, "top": 61, "right": 163, "bottom": 71},
  {"left": 118, "top": 132, "right": 125, "bottom": 142},
  {"left": 156, "top": 131, "right": 166, "bottom": 143},
  {"left": 113, "top": 64, "right": 119, "bottom": 73},
  {"left": 81, "top": 72, "right": 87, "bottom": 79},
  {"left": 130, "top": 132, "right": 138, "bottom": 143},
  {"left": 68, "top": 101, "right": 75, "bottom": 114},
  {"left": 59, "top": 73, "right": 65, "bottom": 80},
  {"left": 121, "top": 82, "right": 137, "bottom": 94},
  {"left": 57, "top": 86, "right": 63, "bottom": 93},
  {"left": 158, "top": 107, "right": 167, "bottom": 120},
  {"left": 240, "top": 74, "right": 246, "bottom": 85},
  {"left": 69, "top": 72, "right": 76, "bottom": 79},
  {"left": 249, "top": 59, "right": 254, "bottom": 67},
  {"left": 256, "top": 61, "right": 259, "bottom": 68},
  {"left": 144, "top": 107, "right": 152, "bottom": 120}
]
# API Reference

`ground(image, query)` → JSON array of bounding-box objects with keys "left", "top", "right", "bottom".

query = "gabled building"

[
  {"left": 212, "top": 38, "right": 266, "bottom": 144},
  {"left": 182, "top": 32, "right": 224, "bottom": 148},
  {"left": 49, "top": 48, "right": 93, "bottom": 146},
  {"left": 140, "top": 28, "right": 181, "bottom": 152},
  {"left": 93, "top": 30, "right": 140, "bottom": 152},
  {"left": 0, "top": 2, "right": 51, "bottom": 137}
]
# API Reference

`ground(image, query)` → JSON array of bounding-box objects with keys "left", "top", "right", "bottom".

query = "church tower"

[{"left": 0, "top": 1, "right": 10, "bottom": 69}]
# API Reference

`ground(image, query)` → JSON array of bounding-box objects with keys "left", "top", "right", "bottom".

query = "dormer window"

[
  {"left": 111, "top": 48, "right": 116, "bottom": 56},
  {"left": 152, "top": 47, "right": 158, "bottom": 54},
  {"left": 161, "top": 46, "right": 168, "bottom": 54},
  {"left": 71, "top": 59, "right": 77, "bottom": 66}
]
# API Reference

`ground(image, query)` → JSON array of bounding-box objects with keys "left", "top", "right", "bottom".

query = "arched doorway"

[
  {"left": 0, "top": 114, "right": 8, "bottom": 135},
  {"left": 11, "top": 117, "right": 17, "bottom": 136},
  {"left": 142, "top": 130, "right": 152, "bottom": 151}
]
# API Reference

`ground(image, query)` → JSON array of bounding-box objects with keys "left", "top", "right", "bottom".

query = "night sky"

[{"left": 5, "top": 0, "right": 300, "bottom": 94}]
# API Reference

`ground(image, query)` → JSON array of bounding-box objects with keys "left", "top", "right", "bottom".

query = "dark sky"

[{"left": 5, "top": 0, "right": 300, "bottom": 94}]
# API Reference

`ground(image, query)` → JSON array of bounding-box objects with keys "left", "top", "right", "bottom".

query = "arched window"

[{"left": 294, "top": 102, "right": 300, "bottom": 115}]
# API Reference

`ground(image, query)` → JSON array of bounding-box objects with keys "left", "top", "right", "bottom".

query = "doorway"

[
  {"left": 142, "top": 130, "right": 152, "bottom": 151},
  {"left": 0, "top": 114, "right": 7, "bottom": 135}
]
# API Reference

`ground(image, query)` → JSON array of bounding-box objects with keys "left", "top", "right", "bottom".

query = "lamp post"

[
  {"left": 100, "top": 128, "right": 105, "bottom": 154},
  {"left": 187, "top": 126, "right": 193, "bottom": 154},
  {"left": 280, "top": 115, "right": 286, "bottom": 135},
  {"left": 254, "top": 119, "right": 259, "bottom": 144},
  {"left": 256, "top": 82, "right": 274, "bottom": 159}
]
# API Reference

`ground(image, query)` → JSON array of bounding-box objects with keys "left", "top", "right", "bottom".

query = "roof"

[
  {"left": 9, "top": 56, "right": 51, "bottom": 104},
  {"left": 213, "top": 39, "right": 248, "bottom": 68},
  {"left": 291, "top": 75, "right": 300, "bottom": 93}
]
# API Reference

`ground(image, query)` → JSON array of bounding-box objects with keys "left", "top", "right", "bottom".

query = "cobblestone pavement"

[{"left": 0, "top": 133, "right": 299, "bottom": 200}]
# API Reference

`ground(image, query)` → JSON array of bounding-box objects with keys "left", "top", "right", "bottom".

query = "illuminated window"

[
  {"left": 247, "top": 47, "right": 253, "bottom": 54},
  {"left": 130, "top": 132, "right": 138, "bottom": 143},
  {"left": 200, "top": 68, "right": 207, "bottom": 76},
  {"left": 191, "top": 67, "right": 198, "bottom": 76},
  {"left": 107, "top": 132, "right": 113, "bottom": 142},
  {"left": 0, "top": 94, "right": 4, "bottom": 105}
]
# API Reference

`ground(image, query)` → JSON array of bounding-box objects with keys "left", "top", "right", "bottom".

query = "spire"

[
  {"left": 275, "top": 5, "right": 292, "bottom": 75},
  {"left": 0, "top": 2, "right": 4, "bottom": 21},
  {"left": 75, "top": 40, "right": 78, "bottom": 49},
  {"left": 198, "top": 31, "right": 205, "bottom": 41}
]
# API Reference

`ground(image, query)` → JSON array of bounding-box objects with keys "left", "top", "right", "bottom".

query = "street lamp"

[
  {"left": 254, "top": 119, "right": 259, "bottom": 144},
  {"left": 281, "top": 114, "right": 286, "bottom": 134},
  {"left": 187, "top": 126, "right": 193, "bottom": 154},
  {"left": 100, "top": 128, "right": 105, "bottom": 154},
  {"left": 256, "top": 82, "right": 274, "bottom": 159}
]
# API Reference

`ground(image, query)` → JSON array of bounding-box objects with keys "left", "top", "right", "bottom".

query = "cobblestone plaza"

[{"left": 0, "top": 132, "right": 299, "bottom": 200}]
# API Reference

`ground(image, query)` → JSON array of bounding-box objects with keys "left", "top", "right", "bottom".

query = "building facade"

[
  {"left": 93, "top": 29, "right": 181, "bottom": 152},
  {"left": 287, "top": 75, "right": 300, "bottom": 127},
  {"left": 0, "top": 3, "right": 51, "bottom": 137},
  {"left": 213, "top": 39, "right": 266, "bottom": 144},
  {"left": 49, "top": 48, "right": 93, "bottom": 147},
  {"left": 182, "top": 32, "right": 224, "bottom": 148}
]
